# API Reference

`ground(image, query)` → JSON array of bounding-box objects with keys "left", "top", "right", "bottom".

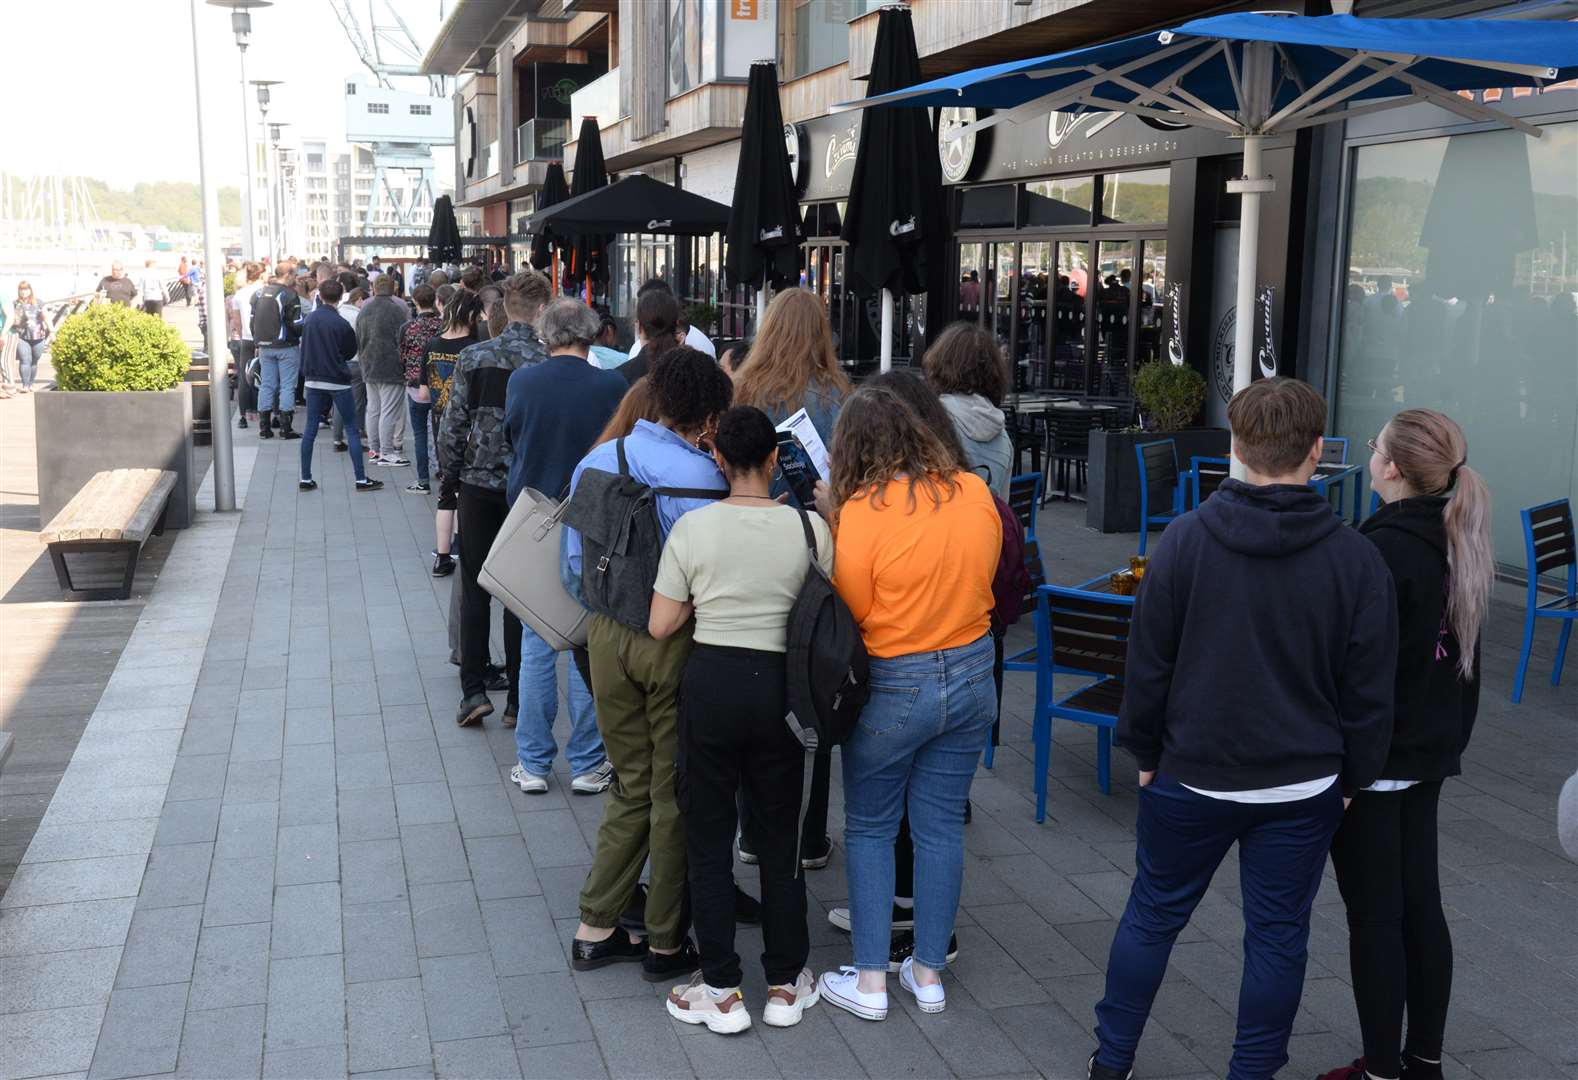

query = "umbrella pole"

[
  {"left": 757, "top": 271, "right": 768, "bottom": 331},
  {"left": 1228, "top": 133, "right": 1273, "bottom": 481},
  {"left": 880, "top": 288, "right": 894, "bottom": 373}
]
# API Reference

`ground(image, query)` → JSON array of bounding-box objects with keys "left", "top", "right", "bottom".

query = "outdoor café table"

[{"left": 1310, "top": 461, "right": 1364, "bottom": 525}]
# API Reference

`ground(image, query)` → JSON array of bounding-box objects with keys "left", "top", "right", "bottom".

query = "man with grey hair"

[{"left": 500, "top": 297, "right": 627, "bottom": 794}]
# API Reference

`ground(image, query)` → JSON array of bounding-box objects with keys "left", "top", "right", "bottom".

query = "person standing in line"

[
  {"left": 614, "top": 287, "right": 684, "bottom": 387},
  {"left": 232, "top": 262, "right": 266, "bottom": 430},
  {"left": 332, "top": 285, "right": 367, "bottom": 451},
  {"left": 296, "top": 278, "right": 382, "bottom": 494},
  {"left": 1088, "top": 377, "right": 1398, "bottom": 1080},
  {"left": 1316, "top": 410, "right": 1492, "bottom": 1080},
  {"left": 438, "top": 270, "right": 551, "bottom": 728},
  {"left": 814, "top": 386, "right": 1001, "bottom": 1023},
  {"left": 251, "top": 265, "right": 305, "bottom": 440},
  {"left": 652, "top": 404, "right": 831, "bottom": 1034},
  {"left": 400, "top": 284, "right": 444, "bottom": 494},
  {"left": 562, "top": 347, "right": 733, "bottom": 983},
  {"left": 138, "top": 260, "right": 166, "bottom": 318},
  {"left": 97, "top": 261, "right": 137, "bottom": 307},
  {"left": 357, "top": 274, "right": 411, "bottom": 467},
  {"left": 426, "top": 290, "right": 481, "bottom": 578},
  {"left": 623, "top": 279, "right": 715, "bottom": 359},
  {"left": 923, "top": 322, "right": 1014, "bottom": 501},
  {"left": 589, "top": 313, "right": 624, "bottom": 370},
  {"left": 10, "top": 283, "right": 50, "bottom": 394},
  {"left": 501, "top": 298, "right": 625, "bottom": 793}
]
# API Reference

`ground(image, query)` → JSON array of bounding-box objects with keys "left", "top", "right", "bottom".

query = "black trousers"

[
  {"left": 678, "top": 644, "right": 808, "bottom": 988},
  {"left": 1330, "top": 780, "right": 1452, "bottom": 1078},
  {"left": 143, "top": 300, "right": 163, "bottom": 317},
  {"left": 457, "top": 484, "right": 520, "bottom": 708},
  {"left": 740, "top": 748, "right": 830, "bottom": 862}
]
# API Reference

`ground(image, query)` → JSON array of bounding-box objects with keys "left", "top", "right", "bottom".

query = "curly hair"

[
  {"left": 829, "top": 385, "right": 961, "bottom": 516},
  {"left": 648, "top": 345, "right": 733, "bottom": 431}
]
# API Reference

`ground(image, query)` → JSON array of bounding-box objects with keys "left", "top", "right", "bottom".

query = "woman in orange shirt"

[{"left": 815, "top": 385, "right": 1001, "bottom": 1022}]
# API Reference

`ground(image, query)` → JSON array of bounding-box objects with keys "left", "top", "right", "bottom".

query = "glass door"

[
  {"left": 987, "top": 242, "right": 1018, "bottom": 369},
  {"left": 1094, "top": 239, "right": 1135, "bottom": 398},
  {"left": 1052, "top": 240, "right": 1091, "bottom": 393},
  {"left": 1019, "top": 241, "right": 1052, "bottom": 393}
]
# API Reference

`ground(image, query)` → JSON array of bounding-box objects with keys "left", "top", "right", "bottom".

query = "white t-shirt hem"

[{"left": 1181, "top": 775, "right": 1338, "bottom": 804}]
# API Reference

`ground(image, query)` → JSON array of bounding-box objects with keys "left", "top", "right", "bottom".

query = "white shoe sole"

[
  {"left": 665, "top": 996, "right": 752, "bottom": 1034},
  {"left": 510, "top": 770, "right": 548, "bottom": 794},
  {"left": 571, "top": 779, "right": 612, "bottom": 795},
  {"left": 817, "top": 978, "right": 887, "bottom": 1021},
  {"left": 761, "top": 985, "right": 820, "bottom": 1028},
  {"left": 899, "top": 969, "right": 946, "bottom": 1014}
]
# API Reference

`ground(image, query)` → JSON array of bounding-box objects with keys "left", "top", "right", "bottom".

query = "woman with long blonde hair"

[
  {"left": 732, "top": 287, "right": 851, "bottom": 445},
  {"left": 1319, "top": 408, "right": 1492, "bottom": 1080},
  {"left": 815, "top": 385, "right": 1001, "bottom": 1023}
]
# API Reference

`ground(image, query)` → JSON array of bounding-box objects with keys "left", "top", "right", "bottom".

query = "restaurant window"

[
  {"left": 959, "top": 185, "right": 1017, "bottom": 229},
  {"left": 1333, "top": 121, "right": 1578, "bottom": 572},
  {"left": 787, "top": 0, "right": 875, "bottom": 79},
  {"left": 1024, "top": 176, "right": 1094, "bottom": 228},
  {"left": 1099, "top": 168, "right": 1169, "bottom": 225}
]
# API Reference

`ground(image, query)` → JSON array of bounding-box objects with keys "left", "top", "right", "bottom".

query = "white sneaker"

[
  {"left": 665, "top": 971, "right": 752, "bottom": 1034},
  {"left": 571, "top": 759, "right": 615, "bottom": 795},
  {"left": 381, "top": 455, "right": 411, "bottom": 467},
  {"left": 817, "top": 967, "right": 887, "bottom": 1021},
  {"left": 762, "top": 968, "right": 820, "bottom": 1028},
  {"left": 510, "top": 763, "right": 548, "bottom": 794},
  {"left": 898, "top": 956, "right": 945, "bottom": 1014}
]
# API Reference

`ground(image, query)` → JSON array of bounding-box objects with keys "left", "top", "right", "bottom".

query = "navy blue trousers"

[{"left": 1094, "top": 774, "right": 1344, "bottom": 1080}]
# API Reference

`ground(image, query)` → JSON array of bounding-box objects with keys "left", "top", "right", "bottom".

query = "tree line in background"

[{"left": 1, "top": 175, "right": 242, "bottom": 235}]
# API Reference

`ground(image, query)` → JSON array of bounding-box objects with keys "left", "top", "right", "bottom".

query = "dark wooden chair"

[
  {"left": 1135, "top": 439, "right": 1186, "bottom": 556},
  {"left": 1046, "top": 412, "right": 1098, "bottom": 502},
  {"left": 1189, "top": 455, "right": 1231, "bottom": 509}
]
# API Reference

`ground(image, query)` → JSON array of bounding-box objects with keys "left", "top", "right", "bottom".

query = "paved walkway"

[{"left": 0, "top": 430, "right": 1574, "bottom": 1080}]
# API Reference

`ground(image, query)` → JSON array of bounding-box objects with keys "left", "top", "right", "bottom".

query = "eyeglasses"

[{"left": 1366, "top": 438, "right": 1390, "bottom": 462}]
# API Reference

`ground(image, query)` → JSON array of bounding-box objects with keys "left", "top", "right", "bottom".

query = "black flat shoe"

[
  {"left": 432, "top": 553, "right": 455, "bottom": 577},
  {"left": 455, "top": 693, "right": 492, "bottom": 727},
  {"left": 641, "top": 939, "right": 700, "bottom": 983},
  {"left": 572, "top": 932, "right": 648, "bottom": 972},
  {"left": 484, "top": 666, "right": 510, "bottom": 693}
]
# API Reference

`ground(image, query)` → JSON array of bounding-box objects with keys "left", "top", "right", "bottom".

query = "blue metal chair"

[
  {"left": 988, "top": 473, "right": 1046, "bottom": 770},
  {"left": 1135, "top": 439, "right": 1186, "bottom": 556},
  {"left": 1513, "top": 499, "right": 1577, "bottom": 704},
  {"left": 1321, "top": 437, "right": 1350, "bottom": 465},
  {"left": 1030, "top": 584, "right": 1134, "bottom": 820},
  {"left": 1189, "top": 455, "right": 1231, "bottom": 510}
]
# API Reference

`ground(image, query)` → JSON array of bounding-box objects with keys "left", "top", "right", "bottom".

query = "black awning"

[{"left": 521, "top": 174, "right": 731, "bottom": 238}]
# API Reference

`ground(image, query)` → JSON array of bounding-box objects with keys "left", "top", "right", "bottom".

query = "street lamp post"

[
  {"left": 208, "top": 0, "right": 272, "bottom": 261},
  {"left": 251, "top": 80, "right": 281, "bottom": 261},
  {"left": 269, "top": 123, "right": 292, "bottom": 259}
]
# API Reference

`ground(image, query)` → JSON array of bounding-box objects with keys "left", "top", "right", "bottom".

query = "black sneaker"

[
  {"left": 431, "top": 553, "right": 455, "bottom": 577},
  {"left": 484, "top": 665, "right": 510, "bottom": 693},
  {"left": 355, "top": 478, "right": 384, "bottom": 492},
  {"left": 801, "top": 836, "right": 833, "bottom": 870},
  {"left": 828, "top": 902, "right": 914, "bottom": 933},
  {"left": 571, "top": 931, "right": 647, "bottom": 972},
  {"left": 334, "top": 440, "right": 348, "bottom": 452},
  {"left": 298, "top": 479, "right": 318, "bottom": 491},
  {"left": 455, "top": 693, "right": 493, "bottom": 727},
  {"left": 238, "top": 416, "right": 248, "bottom": 430},
  {"left": 1087, "top": 1051, "right": 1133, "bottom": 1080},
  {"left": 734, "top": 885, "right": 762, "bottom": 926},
  {"left": 641, "top": 939, "right": 700, "bottom": 983},
  {"left": 886, "top": 929, "right": 958, "bottom": 973}
]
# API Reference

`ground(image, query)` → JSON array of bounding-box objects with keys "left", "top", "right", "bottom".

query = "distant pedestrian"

[
  {"left": 177, "top": 255, "right": 190, "bottom": 303},
  {"left": 357, "top": 274, "right": 410, "bottom": 466},
  {"left": 250, "top": 265, "right": 306, "bottom": 440},
  {"left": 10, "top": 282, "right": 50, "bottom": 393},
  {"left": 138, "top": 260, "right": 166, "bottom": 318},
  {"left": 97, "top": 261, "right": 136, "bottom": 307},
  {"left": 399, "top": 284, "right": 443, "bottom": 494},
  {"left": 297, "top": 278, "right": 381, "bottom": 494},
  {"left": 232, "top": 262, "right": 266, "bottom": 430}
]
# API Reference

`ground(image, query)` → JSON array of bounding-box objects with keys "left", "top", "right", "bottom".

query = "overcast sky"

[{"left": 13, "top": 0, "right": 452, "bottom": 190}]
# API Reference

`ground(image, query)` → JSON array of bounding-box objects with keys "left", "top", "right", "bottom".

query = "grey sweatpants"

[{"left": 365, "top": 381, "right": 407, "bottom": 458}]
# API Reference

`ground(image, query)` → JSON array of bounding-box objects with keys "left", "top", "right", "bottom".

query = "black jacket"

[
  {"left": 1359, "top": 497, "right": 1480, "bottom": 781},
  {"left": 1118, "top": 479, "right": 1398, "bottom": 795},
  {"left": 299, "top": 306, "right": 358, "bottom": 385},
  {"left": 614, "top": 343, "right": 660, "bottom": 386}
]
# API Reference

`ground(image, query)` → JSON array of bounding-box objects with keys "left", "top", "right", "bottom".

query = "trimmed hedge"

[{"left": 50, "top": 304, "right": 190, "bottom": 392}]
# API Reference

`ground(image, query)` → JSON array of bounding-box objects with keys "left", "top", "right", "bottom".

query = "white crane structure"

[{"left": 329, "top": 0, "right": 453, "bottom": 233}]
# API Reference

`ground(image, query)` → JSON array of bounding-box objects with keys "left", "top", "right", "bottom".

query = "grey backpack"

[{"left": 559, "top": 437, "right": 725, "bottom": 632}]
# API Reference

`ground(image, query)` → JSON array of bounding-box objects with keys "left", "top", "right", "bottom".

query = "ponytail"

[{"left": 1382, "top": 408, "right": 1494, "bottom": 678}]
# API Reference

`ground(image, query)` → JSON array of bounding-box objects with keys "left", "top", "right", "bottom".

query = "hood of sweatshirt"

[
  {"left": 940, "top": 393, "right": 1006, "bottom": 443},
  {"left": 1195, "top": 478, "right": 1342, "bottom": 557},
  {"left": 1359, "top": 494, "right": 1449, "bottom": 562}
]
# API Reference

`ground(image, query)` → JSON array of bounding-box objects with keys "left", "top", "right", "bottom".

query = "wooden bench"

[{"left": 40, "top": 469, "right": 177, "bottom": 601}]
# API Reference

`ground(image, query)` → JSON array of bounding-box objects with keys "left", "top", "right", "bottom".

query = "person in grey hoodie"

[
  {"left": 356, "top": 274, "right": 411, "bottom": 465},
  {"left": 923, "top": 321, "right": 1014, "bottom": 501}
]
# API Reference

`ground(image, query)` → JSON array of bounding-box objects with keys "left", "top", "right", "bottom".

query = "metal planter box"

[{"left": 1086, "top": 427, "right": 1230, "bottom": 534}]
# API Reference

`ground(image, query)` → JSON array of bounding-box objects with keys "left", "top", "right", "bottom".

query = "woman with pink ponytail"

[{"left": 1317, "top": 409, "right": 1493, "bottom": 1080}]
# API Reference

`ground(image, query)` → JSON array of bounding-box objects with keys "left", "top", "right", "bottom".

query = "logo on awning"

[
  {"left": 889, "top": 216, "right": 916, "bottom": 237},
  {"left": 759, "top": 225, "right": 785, "bottom": 241},
  {"left": 647, "top": 219, "right": 672, "bottom": 230}
]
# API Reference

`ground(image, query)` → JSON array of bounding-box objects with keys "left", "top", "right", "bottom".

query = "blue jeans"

[
  {"left": 516, "top": 623, "right": 603, "bottom": 777},
  {"left": 841, "top": 633, "right": 995, "bottom": 972},
  {"left": 409, "top": 397, "right": 433, "bottom": 482},
  {"left": 300, "top": 388, "right": 366, "bottom": 482},
  {"left": 1094, "top": 775, "right": 1344, "bottom": 1080},
  {"left": 14, "top": 338, "right": 43, "bottom": 388},
  {"left": 257, "top": 345, "right": 300, "bottom": 412}
]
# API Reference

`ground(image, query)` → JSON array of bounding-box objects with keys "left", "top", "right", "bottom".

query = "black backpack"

[
  {"left": 559, "top": 437, "right": 725, "bottom": 632},
  {"left": 249, "top": 284, "right": 292, "bottom": 345},
  {"left": 784, "top": 507, "right": 869, "bottom": 753}
]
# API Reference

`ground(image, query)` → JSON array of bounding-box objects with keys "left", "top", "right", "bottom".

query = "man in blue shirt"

[
  {"left": 560, "top": 347, "right": 731, "bottom": 984},
  {"left": 503, "top": 299, "right": 627, "bottom": 797}
]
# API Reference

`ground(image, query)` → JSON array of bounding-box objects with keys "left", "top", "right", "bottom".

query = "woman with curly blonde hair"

[{"left": 815, "top": 385, "right": 1001, "bottom": 1023}]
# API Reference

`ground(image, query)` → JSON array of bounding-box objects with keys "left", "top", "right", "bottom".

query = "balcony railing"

[
  {"left": 569, "top": 68, "right": 622, "bottom": 133},
  {"left": 516, "top": 118, "right": 570, "bottom": 164}
]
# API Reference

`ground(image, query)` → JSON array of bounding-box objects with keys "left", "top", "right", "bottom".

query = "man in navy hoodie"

[
  {"left": 1089, "top": 377, "right": 1397, "bottom": 1080},
  {"left": 297, "top": 278, "right": 382, "bottom": 493}
]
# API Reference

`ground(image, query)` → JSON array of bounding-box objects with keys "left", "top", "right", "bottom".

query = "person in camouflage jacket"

[{"left": 438, "top": 270, "right": 552, "bottom": 729}]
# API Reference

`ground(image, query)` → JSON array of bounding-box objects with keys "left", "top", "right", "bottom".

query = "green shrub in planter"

[
  {"left": 1133, "top": 361, "right": 1206, "bottom": 432},
  {"left": 683, "top": 302, "right": 719, "bottom": 336},
  {"left": 51, "top": 304, "right": 190, "bottom": 392}
]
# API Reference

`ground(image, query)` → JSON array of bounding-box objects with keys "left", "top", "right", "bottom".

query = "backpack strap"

[
  {"left": 615, "top": 437, "right": 629, "bottom": 477},
  {"left": 794, "top": 505, "right": 819, "bottom": 560},
  {"left": 787, "top": 503, "right": 825, "bottom": 879}
]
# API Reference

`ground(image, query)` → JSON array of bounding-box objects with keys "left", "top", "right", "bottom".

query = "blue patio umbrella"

[{"left": 835, "top": 11, "right": 1578, "bottom": 445}]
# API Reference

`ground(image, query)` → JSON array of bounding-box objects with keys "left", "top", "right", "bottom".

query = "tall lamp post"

[
  {"left": 251, "top": 80, "right": 282, "bottom": 262},
  {"left": 268, "top": 122, "right": 292, "bottom": 259},
  {"left": 208, "top": 0, "right": 272, "bottom": 261},
  {"left": 190, "top": 0, "right": 238, "bottom": 512}
]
